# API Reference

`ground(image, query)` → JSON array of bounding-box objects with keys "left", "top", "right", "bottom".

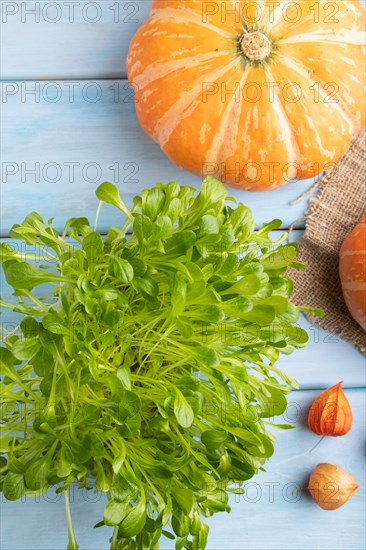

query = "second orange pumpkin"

[
  {"left": 339, "top": 213, "right": 366, "bottom": 331},
  {"left": 127, "top": 0, "right": 365, "bottom": 191}
]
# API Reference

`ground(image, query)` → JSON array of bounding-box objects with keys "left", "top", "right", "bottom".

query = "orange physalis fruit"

[
  {"left": 308, "top": 382, "right": 352, "bottom": 436},
  {"left": 308, "top": 463, "right": 358, "bottom": 510}
]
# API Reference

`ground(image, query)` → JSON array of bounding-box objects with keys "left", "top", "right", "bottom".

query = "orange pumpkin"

[
  {"left": 339, "top": 213, "right": 366, "bottom": 331},
  {"left": 127, "top": 0, "right": 365, "bottom": 191}
]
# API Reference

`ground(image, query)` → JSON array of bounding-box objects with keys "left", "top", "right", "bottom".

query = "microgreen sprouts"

[{"left": 0, "top": 178, "right": 320, "bottom": 549}]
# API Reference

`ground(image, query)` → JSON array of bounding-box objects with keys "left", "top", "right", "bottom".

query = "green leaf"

[
  {"left": 142, "top": 187, "right": 166, "bottom": 221},
  {"left": 188, "top": 305, "right": 224, "bottom": 323},
  {"left": 269, "top": 423, "right": 296, "bottom": 430},
  {"left": 65, "top": 217, "right": 91, "bottom": 238},
  {"left": 133, "top": 214, "right": 153, "bottom": 244},
  {"left": 167, "top": 198, "right": 182, "bottom": 222},
  {"left": 104, "top": 499, "right": 128, "bottom": 526},
  {"left": 198, "top": 215, "right": 219, "bottom": 235},
  {"left": 172, "top": 509, "right": 191, "bottom": 537},
  {"left": 175, "top": 317, "right": 193, "bottom": 339},
  {"left": 62, "top": 250, "right": 85, "bottom": 276},
  {"left": 22, "top": 211, "right": 46, "bottom": 231},
  {"left": 118, "top": 491, "right": 146, "bottom": 538},
  {"left": 109, "top": 389, "right": 141, "bottom": 424},
  {"left": 170, "top": 274, "right": 187, "bottom": 316},
  {"left": 20, "top": 317, "right": 40, "bottom": 338},
  {"left": 299, "top": 306, "right": 326, "bottom": 317},
  {"left": 12, "top": 338, "right": 40, "bottom": 360},
  {"left": 24, "top": 458, "right": 50, "bottom": 491},
  {"left": 200, "top": 177, "right": 228, "bottom": 208},
  {"left": 82, "top": 231, "right": 104, "bottom": 267},
  {"left": 0, "top": 242, "right": 19, "bottom": 263},
  {"left": 7, "top": 457, "right": 27, "bottom": 474},
  {"left": 0, "top": 347, "right": 15, "bottom": 375},
  {"left": 228, "top": 204, "right": 254, "bottom": 236},
  {"left": 261, "top": 244, "right": 298, "bottom": 270},
  {"left": 277, "top": 302, "right": 300, "bottom": 324},
  {"left": 42, "top": 312, "right": 69, "bottom": 335},
  {"left": 129, "top": 258, "right": 146, "bottom": 277},
  {"left": 201, "top": 429, "right": 227, "bottom": 449},
  {"left": 219, "top": 226, "right": 236, "bottom": 249},
  {"left": 242, "top": 305, "right": 276, "bottom": 325},
  {"left": 194, "top": 347, "right": 220, "bottom": 368},
  {"left": 222, "top": 274, "right": 261, "bottom": 296},
  {"left": 175, "top": 376, "right": 200, "bottom": 391},
  {"left": 162, "top": 530, "right": 175, "bottom": 540},
  {"left": 221, "top": 296, "right": 252, "bottom": 317},
  {"left": 93, "top": 521, "right": 105, "bottom": 529},
  {"left": 96, "top": 182, "right": 133, "bottom": 221},
  {"left": 255, "top": 219, "right": 282, "bottom": 239},
  {"left": 3, "top": 472, "right": 26, "bottom": 501},
  {"left": 110, "top": 257, "right": 134, "bottom": 283},
  {"left": 259, "top": 385, "right": 288, "bottom": 418},
  {"left": 31, "top": 347, "right": 54, "bottom": 377},
  {"left": 117, "top": 365, "right": 132, "bottom": 390},
  {"left": 197, "top": 522, "right": 209, "bottom": 548},
  {"left": 57, "top": 445, "right": 73, "bottom": 478},
  {"left": 132, "top": 276, "right": 159, "bottom": 301},
  {"left": 4, "top": 261, "right": 67, "bottom": 290},
  {"left": 216, "top": 253, "right": 240, "bottom": 276},
  {"left": 154, "top": 214, "right": 173, "bottom": 239},
  {"left": 112, "top": 444, "right": 126, "bottom": 475},
  {"left": 271, "top": 276, "right": 294, "bottom": 297},
  {"left": 174, "top": 390, "right": 194, "bottom": 428},
  {"left": 95, "top": 460, "right": 110, "bottom": 492},
  {"left": 164, "top": 231, "right": 196, "bottom": 256},
  {"left": 282, "top": 325, "right": 309, "bottom": 347},
  {"left": 259, "top": 296, "right": 289, "bottom": 314}
]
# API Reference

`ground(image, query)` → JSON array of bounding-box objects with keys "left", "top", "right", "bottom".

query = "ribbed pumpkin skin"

[
  {"left": 339, "top": 213, "right": 366, "bottom": 331},
  {"left": 127, "top": 0, "right": 365, "bottom": 191}
]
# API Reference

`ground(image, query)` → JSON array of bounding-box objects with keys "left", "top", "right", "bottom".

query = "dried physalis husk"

[
  {"left": 308, "top": 382, "right": 352, "bottom": 436},
  {"left": 308, "top": 463, "right": 358, "bottom": 510}
]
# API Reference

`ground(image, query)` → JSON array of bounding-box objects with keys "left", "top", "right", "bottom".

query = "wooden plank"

[
  {"left": 1, "top": 79, "right": 316, "bottom": 236},
  {"left": 1, "top": 389, "right": 365, "bottom": 550},
  {"left": 1, "top": 232, "right": 365, "bottom": 390},
  {"left": 0, "top": 0, "right": 151, "bottom": 79}
]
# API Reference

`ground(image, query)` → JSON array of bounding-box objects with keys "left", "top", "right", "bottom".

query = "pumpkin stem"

[{"left": 240, "top": 32, "right": 272, "bottom": 62}]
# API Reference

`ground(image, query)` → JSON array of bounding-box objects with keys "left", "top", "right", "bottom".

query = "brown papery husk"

[
  {"left": 308, "top": 463, "right": 358, "bottom": 511},
  {"left": 308, "top": 382, "right": 352, "bottom": 436}
]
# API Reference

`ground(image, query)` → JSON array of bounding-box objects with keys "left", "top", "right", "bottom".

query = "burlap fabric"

[{"left": 291, "top": 127, "right": 366, "bottom": 355}]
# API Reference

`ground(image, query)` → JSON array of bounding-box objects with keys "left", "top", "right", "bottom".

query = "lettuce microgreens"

[{"left": 0, "top": 178, "right": 320, "bottom": 550}]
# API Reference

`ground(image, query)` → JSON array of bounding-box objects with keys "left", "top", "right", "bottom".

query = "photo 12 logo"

[
  {"left": 201, "top": 1, "right": 340, "bottom": 25},
  {"left": 2, "top": 161, "right": 140, "bottom": 185},
  {"left": 1, "top": 1, "right": 140, "bottom": 24},
  {"left": 0, "top": 81, "right": 137, "bottom": 104},
  {"left": 201, "top": 80, "right": 340, "bottom": 105}
]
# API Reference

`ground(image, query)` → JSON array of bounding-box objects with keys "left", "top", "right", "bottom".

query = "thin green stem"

[
  {"left": 94, "top": 200, "right": 103, "bottom": 232},
  {"left": 120, "top": 218, "right": 133, "bottom": 236},
  {"left": 0, "top": 322, "right": 20, "bottom": 342},
  {"left": 111, "top": 526, "right": 119, "bottom": 549},
  {"left": 64, "top": 488, "right": 79, "bottom": 550},
  {"left": 21, "top": 290, "right": 49, "bottom": 311},
  {"left": 107, "top": 489, "right": 120, "bottom": 550},
  {"left": 3, "top": 373, "right": 42, "bottom": 402},
  {"left": 135, "top": 463, "right": 165, "bottom": 506}
]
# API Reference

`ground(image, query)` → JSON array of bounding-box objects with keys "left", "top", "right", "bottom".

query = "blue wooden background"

[{"left": 1, "top": 1, "right": 365, "bottom": 549}]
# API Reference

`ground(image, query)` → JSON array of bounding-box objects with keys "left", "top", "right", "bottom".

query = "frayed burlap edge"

[{"left": 290, "top": 127, "right": 366, "bottom": 356}]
